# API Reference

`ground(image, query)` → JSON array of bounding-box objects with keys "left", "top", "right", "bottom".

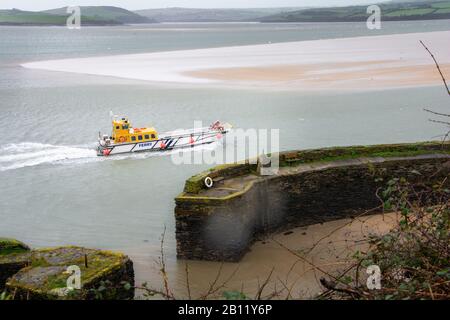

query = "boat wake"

[
  {"left": 0, "top": 141, "right": 221, "bottom": 172},
  {"left": 0, "top": 142, "right": 98, "bottom": 172}
]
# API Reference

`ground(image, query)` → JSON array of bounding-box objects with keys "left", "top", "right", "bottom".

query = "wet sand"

[
  {"left": 186, "top": 61, "right": 450, "bottom": 91},
  {"left": 22, "top": 31, "right": 450, "bottom": 91},
  {"left": 132, "top": 211, "right": 399, "bottom": 299}
]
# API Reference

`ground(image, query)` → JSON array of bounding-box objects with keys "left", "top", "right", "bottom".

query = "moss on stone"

[
  {"left": 175, "top": 155, "right": 450, "bottom": 262},
  {"left": 0, "top": 238, "right": 31, "bottom": 290},
  {"left": 0, "top": 238, "right": 30, "bottom": 256},
  {"left": 184, "top": 163, "right": 256, "bottom": 194},
  {"left": 6, "top": 246, "right": 134, "bottom": 300},
  {"left": 280, "top": 141, "right": 450, "bottom": 166},
  {"left": 181, "top": 142, "right": 449, "bottom": 196}
]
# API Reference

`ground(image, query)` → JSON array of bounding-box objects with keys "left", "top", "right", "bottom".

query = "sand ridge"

[{"left": 22, "top": 31, "right": 450, "bottom": 91}]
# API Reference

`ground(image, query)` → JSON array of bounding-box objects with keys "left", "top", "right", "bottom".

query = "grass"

[
  {"left": 7, "top": 247, "right": 126, "bottom": 292},
  {"left": 180, "top": 142, "right": 450, "bottom": 196},
  {"left": 0, "top": 6, "right": 153, "bottom": 26},
  {"left": 261, "top": 1, "right": 450, "bottom": 22},
  {"left": 0, "top": 9, "right": 123, "bottom": 25},
  {"left": 44, "top": 6, "right": 151, "bottom": 23},
  {"left": 0, "top": 238, "right": 29, "bottom": 256},
  {"left": 385, "top": 8, "right": 436, "bottom": 17},
  {"left": 280, "top": 142, "right": 450, "bottom": 166},
  {"left": 295, "top": 149, "right": 450, "bottom": 165},
  {"left": 435, "top": 8, "right": 450, "bottom": 13},
  {"left": 432, "top": 2, "right": 450, "bottom": 9},
  {"left": 0, "top": 247, "right": 28, "bottom": 256},
  {"left": 0, "top": 12, "right": 66, "bottom": 24}
]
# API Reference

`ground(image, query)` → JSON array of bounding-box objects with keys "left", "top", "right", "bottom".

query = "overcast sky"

[{"left": 0, "top": 0, "right": 384, "bottom": 11}]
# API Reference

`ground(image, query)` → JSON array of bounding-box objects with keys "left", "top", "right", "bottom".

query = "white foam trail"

[
  {"left": 0, "top": 141, "right": 222, "bottom": 171},
  {"left": 0, "top": 143, "right": 97, "bottom": 172}
]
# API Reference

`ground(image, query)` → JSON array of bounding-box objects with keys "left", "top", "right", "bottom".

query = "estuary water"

[{"left": 1, "top": 21, "right": 450, "bottom": 295}]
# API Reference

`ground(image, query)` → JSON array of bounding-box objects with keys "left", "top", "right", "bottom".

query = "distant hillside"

[
  {"left": 0, "top": 9, "right": 69, "bottom": 25},
  {"left": 260, "top": 1, "right": 450, "bottom": 22},
  {"left": 135, "top": 7, "right": 305, "bottom": 22},
  {"left": 0, "top": 6, "right": 155, "bottom": 26},
  {"left": 44, "top": 6, "right": 155, "bottom": 24}
]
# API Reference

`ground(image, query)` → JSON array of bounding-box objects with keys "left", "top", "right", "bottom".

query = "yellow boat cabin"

[
  {"left": 98, "top": 114, "right": 230, "bottom": 156},
  {"left": 112, "top": 117, "right": 158, "bottom": 144}
]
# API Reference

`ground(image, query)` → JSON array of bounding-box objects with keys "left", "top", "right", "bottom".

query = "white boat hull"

[{"left": 97, "top": 126, "right": 227, "bottom": 156}]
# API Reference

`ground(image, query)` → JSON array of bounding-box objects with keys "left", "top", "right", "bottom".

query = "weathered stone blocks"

[
  {"left": 175, "top": 143, "right": 450, "bottom": 262},
  {"left": 0, "top": 238, "right": 31, "bottom": 291},
  {"left": 1, "top": 244, "right": 134, "bottom": 300}
]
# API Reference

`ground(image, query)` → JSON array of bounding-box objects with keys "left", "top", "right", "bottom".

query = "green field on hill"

[
  {"left": 261, "top": 1, "right": 450, "bottom": 22},
  {"left": 0, "top": 6, "right": 153, "bottom": 26},
  {"left": 0, "top": 10, "right": 67, "bottom": 25}
]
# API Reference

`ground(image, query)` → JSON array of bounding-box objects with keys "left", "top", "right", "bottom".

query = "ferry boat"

[{"left": 97, "top": 115, "right": 231, "bottom": 156}]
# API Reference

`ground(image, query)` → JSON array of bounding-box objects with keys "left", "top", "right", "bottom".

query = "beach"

[
  {"left": 133, "top": 211, "right": 400, "bottom": 299},
  {"left": 22, "top": 31, "right": 450, "bottom": 91}
]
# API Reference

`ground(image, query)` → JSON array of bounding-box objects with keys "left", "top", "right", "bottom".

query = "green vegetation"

[
  {"left": 0, "top": 291, "right": 11, "bottom": 300},
  {"left": 5, "top": 246, "right": 134, "bottom": 300},
  {"left": 0, "top": 10, "right": 67, "bottom": 25},
  {"left": 280, "top": 142, "right": 450, "bottom": 166},
  {"left": 181, "top": 142, "right": 450, "bottom": 196},
  {"left": 44, "top": 6, "right": 154, "bottom": 24},
  {"left": 385, "top": 8, "right": 435, "bottom": 16},
  {"left": 0, "top": 238, "right": 29, "bottom": 256},
  {"left": 183, "top": 163, "right": 255, "bottom": 194},
  {"left": 320, "top": 176, "right": 450, "bottom": 300},
  {"left": 135, "top": 7, "right": 305, "bottom": 22},
  {"left": 3, "top": 2, "right": 450, "bottom": 25},
  {"left": 0, "top": 6, "right": 300, "bottom": 25},
  {"left": 0, "top": 6, "right": 154, "bottom": 26},
  {"left": 12, "top": 247, "right": 126, "bottom": 290},
  {"left": 260, "top": 1, "right": 450, "bottom": 22}
]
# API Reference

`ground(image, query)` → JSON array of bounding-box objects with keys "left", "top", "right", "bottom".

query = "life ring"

[
  {"left": 118, "top": 136, "right": 126, "bottom": 143},
  {"left": 204, "top": 177, "right": 214, "bottom": 188}
]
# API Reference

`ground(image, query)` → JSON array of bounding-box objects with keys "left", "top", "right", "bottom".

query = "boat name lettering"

[{"left": 139, "top": 142, "right": 153, "bottom": 148}]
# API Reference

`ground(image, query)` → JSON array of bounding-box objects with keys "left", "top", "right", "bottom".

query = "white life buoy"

[{"left": 204, "top": 177, "right": 214, "bottom": 188}]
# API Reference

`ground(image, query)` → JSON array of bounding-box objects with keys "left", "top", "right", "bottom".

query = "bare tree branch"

[
  {"left": 159, "top": 226, "right": 174, "bottom": 299},
  {"left": 185, "top": 262, "right": 191, "bottom": 300},
  {"left": 424, "top": 108, "right": 450, "bottom": 118},
  {"left": 429, "top": 119, "right": 450, "bottom": 126},
  {"left": 255, "top": 267, "right": 275, "bottom": 300},
  {"left": 420, "top": 40, "right": 450, "bottom": 96}
]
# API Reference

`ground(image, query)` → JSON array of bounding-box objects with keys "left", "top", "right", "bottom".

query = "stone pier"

[{"left": 175, "top": 142, "right": 450, "bottom": 262}]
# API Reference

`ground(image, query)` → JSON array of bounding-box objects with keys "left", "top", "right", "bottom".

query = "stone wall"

[
  {"left": 0, "top": 238, "right": 31, "bottom": 291},
  {"left": 182, "top": 141, "right": 450, "bottom": 196},
  {"left": 1, "top": 243, "right": 135, "bottom": 300},
  {"left": 175, "top": 145, "right": 450, "bottom": 262}
]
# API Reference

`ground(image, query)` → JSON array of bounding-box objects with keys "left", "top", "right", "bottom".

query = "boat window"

[
  {"left": 138, "top": 135, "right": 143, "bottom": 141},
  {"left": 145, "top": 135, "right": 149, "bottom": 140},
  {"left": 116, "top": 126, "right": 120, "bottom": 130},
  {"left": 131, "top": 136, "right": 136, "bottom": 141},
  {"left": 122, "top": 125, "right": 129, "bottom": 130},
  {"left": 151, "top": 134, "right": 156, "bottom": 139}
]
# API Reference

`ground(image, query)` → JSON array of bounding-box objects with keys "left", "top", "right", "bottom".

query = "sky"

[{"left": 0, "top": 0, "right": 385, "bottom": 11}]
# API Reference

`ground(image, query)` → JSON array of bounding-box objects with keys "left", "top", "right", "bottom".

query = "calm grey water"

[{"left": 1, "top": 21, "right": 450, "bottom": 283}]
